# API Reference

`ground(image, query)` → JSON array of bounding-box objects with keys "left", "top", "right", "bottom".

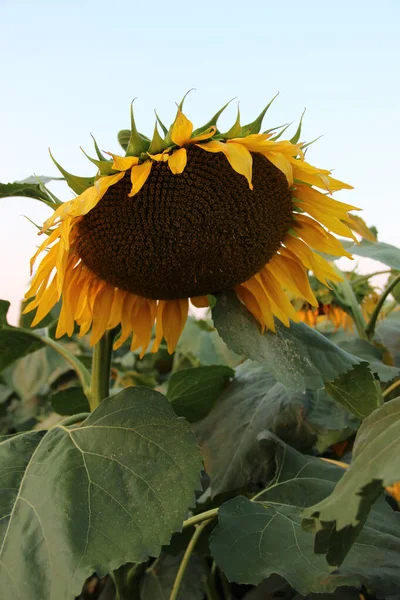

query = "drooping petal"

[
  {"left": 263, "top": 151, "right": 293, "bottom": 186},
  {"left": 267, "top": 254, "right": 318, "bottom": 307},
  {"left": 258, "top": 269, "right": 299, "bottom": 325},
  {"left": 128, "top": 161, "right": 153, "bottom": 198},
  {"left": 189, "top": 126, "right": 217, "bottom": 144},
  {"left": 198, "top": 140, "right": 253, "bottom": 189},
  {"left": 293, "top": 214, "right": 353, "bottom": 258},
  {"left": 130, "top": 297, "right": 158, "bottom": 358},
  {"left": 158, "top": 298, "right": 188, "bottom": 354},
  {"left": 113, "top": 294, "right": 138, "bottom": 350},
  {"left": 89, "top": 284, "right": 116, "bottom": 345},
  {"left": 105, "top": 153, "right": 139, "bottom": 171},
  {"left": 242, "top": 275, "right": 276, "bottom": 331},
  {"left": 168, "top": 148, "right": 187, "bottom": 174},
  {"left": 171, "top": 109, "right": 194, "bottom": 147}
]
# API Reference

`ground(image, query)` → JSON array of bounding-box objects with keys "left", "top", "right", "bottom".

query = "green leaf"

[
  {"left": 0, "top": 301, "right": 10, "bottom": 327},
  {"left": 196, "top": 362, "right": 358, "bottom": 496},
  {"left": 376, "top": 312, "right": 400, "bottom": 367},
  {"left": 341, "top": 239, "right": 400, "bottom": 270},
  {"left": 177, "top": 317, "right": 241, "bottom": 368},
  {"left": 0, "top": 181, "right": 57, "bottom": 208},
  {"left": 0, "top": 321, "right": 90, "bottom": 394},
  {"left": 334, "top": 336, "right": 400, "bottom": 383},
  {"left": 49, "top": 150, "right": 95, "bottom": 194},
  {"left": 118, "top": 129, "right": 131, "bottom": 151},
  {"left": 50, "top": 386, "right": 90, "bottom": 415},
  {"left": 0, "top": 387, "right": 202, "bottom": 600},
  {"left": 126, "top": 102, "right": 150, "bottom": 156},
  {"left": 148, "top": 122, "right": 169, "bottom": 155},
  {"left": 220, "top": 105, "right": 242, "bottom": 139},
  {"left": 303, "top": 397, "right": 400, "bottom": 566},
  {"left": 212, "top": 291, "right": 363, "bottom": 392},
  {"left": 210, "top": 436, "right": 400, "bottom": 596},
  {"left": 2, "top": 345, "right": 73, "bottom": 402},
  {"left": 241, "top": 94, "right": 279, "bottom": 135},
  {"left": 290, "top": 108, "right": 306, "bottom": 144},
  {"left": 167, "top": 365, "right": 234, "bottom": 423},
  {"left": 0, "top": 327, "right": 45, "bottom": 372},
  {"left": 192, "top": 99, "right": 235, "bottom": 137},
  {"left": 140, "top": 553, "right": 207, "bottom": 600},
  {"left": 325, "top": 362, "right": 382, "bottom": 419}
]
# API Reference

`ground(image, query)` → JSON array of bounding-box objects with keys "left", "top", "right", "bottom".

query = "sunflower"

[{"left": 24, "top": 96, "right": 359, "bottom": 356}]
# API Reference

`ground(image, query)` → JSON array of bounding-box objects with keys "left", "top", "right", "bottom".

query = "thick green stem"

[
  {"left": 169, "top": 519, "right": 212, "bottom": 600},
  {"left": 88, "top": 329, "right": 117, "bottom": 411},
  {"left": 182, "top": 508, "right": 219, "bottom": 529},
  {"left": 383, "top": 378, "right": 400, "bottom": 399},
  {"left": 365, "top": 274, "right": 400, "bottom": 341}
]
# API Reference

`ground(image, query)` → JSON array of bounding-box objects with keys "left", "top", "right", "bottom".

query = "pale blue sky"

[{"left": 1, "top": 0, "right": 399, "bottom": 323}]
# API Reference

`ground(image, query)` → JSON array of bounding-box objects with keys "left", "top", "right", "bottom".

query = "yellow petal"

[
  {"left": 160, "top": 298, "right": 188, "bottom": 354},
  {"left": 190, "top": 296, "right": 210, "bottom": 308},
  {"left": 95, "top": 171, "right": 126, "bottom": 197},
  {"left": 242, "top": 276, "right": 276, "bottom": 331},
  {"left": 235, "top": 284, "right": 266, "bottom": 332},
  {"left": 113, "top": 294, "right": 138, "bottom": 350},
  {"left": 267, "top": 254, "right": 318, "bottom": 307},
  {"left": 171, "top": 109, "right": 193, "bottom": 147},
  {"left": 128, "top": 161, "right": 152, "bottom": 198},
  {"left": 263, "top": 152, "right": 293, "bottom": 186},
  {"left": 130, "top": 298, "right": 157, "bottom": 358},
  {"left": 344, "top": 214, "right": 377, "bottom": 241},
  {"left": 189, "top": 126, "right": 217, "bottom": 144},
  {"left": 258, "top": 269, "right": 299, "bottom": 325},
  {"left": 293, "top": 214, "right": 352, "bottom": 258},
  {"left": 30, "top": 279, "right": 59, "bottom": 327},
  {"left": 90, "top": 284, "right": 116, "bottom": 346},
  {"left": 108, "top": 288, "right": 128, "bottom": 329},
  {"left": 168, "top": 148, "right": 187, "bottom": 175},
  {"left": 198, "top": 140, "right": 253, "bottom": 189},
  {"left": 105, "top": 153, "right": 139, "bottom": 171},
  {"left": 283, "top": 237, "right": 342, "bottom": 287},
  {"left": 148, "top": 151, "right": 169, "bottom": 162}
]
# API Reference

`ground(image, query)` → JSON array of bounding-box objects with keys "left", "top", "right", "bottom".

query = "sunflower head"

[{"left": 24, "top": 94, "right": 360, "bottom": 356}]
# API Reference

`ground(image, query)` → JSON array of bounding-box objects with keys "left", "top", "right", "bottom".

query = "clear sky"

[{"left": 1, "top": 0, "right": 399, "bottom": 323}]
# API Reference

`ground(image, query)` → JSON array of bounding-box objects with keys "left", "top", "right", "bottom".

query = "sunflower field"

[{"left": 1, "top": 98, "right": 400, "bottom": 600}]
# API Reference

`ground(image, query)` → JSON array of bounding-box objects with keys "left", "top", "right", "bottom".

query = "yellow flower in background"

[{"left": 24, "top": 96, "right": 360, "bottom": 356}]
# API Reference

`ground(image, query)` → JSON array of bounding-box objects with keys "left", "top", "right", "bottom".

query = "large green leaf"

[
  {"left": 0, "top": 300, "right": 90, "bottom": 394},
  {"left": 341, "top": 239, "right": 400, "bottom": 270},
  {"left": 167, "top": 365, "right": 234, "bottom": 422},
  {"left": 0, "top": 387, "right": 202, "bottom": 600},
  {"left": 376, "top": 312, "right": 400, "bottom": 367},
  {"left": 196, "top": 362, "right": 358, "bottom": 495},
  {"left": 177, "top": 317, "right": 241, "bottom": 368},
  {"left": 2, "top": 345, "right": 72, "bottom": 402},
  {"left": 210, "top": 435, "right": 400, "bottom": 596},
  {"left": 140, "top": 553, "right": 206, "bottom": 599},
  {"left": 212, "top": 291, "right": 363, "bottom": 391},
  {"left": 303, "top": 397, "right": 400, "bottom": 566},
  {"left": 50, "top": 386, "right": 90, "bottom": 415},
  {"left": 324, "top": 362, "right": 382, "bottom": 419},
  {"left": 212, "top": 292, "right": 380, "bottom": 417},
  {"left": 332, "top": 335, "right": 400, "bottom": 383}
]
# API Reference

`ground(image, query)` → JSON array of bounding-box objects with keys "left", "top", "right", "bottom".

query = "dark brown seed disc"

[{"left": 76, "top": 145, "right": 294, "bottom": 299}]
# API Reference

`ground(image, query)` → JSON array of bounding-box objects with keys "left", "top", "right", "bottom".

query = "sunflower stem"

[
  {"left": 89, "top": 329, "right": 117, "bottom": 410},
  {"left": 383, "top": 378, "right": 400, "bottom": 399},
  {"left": 365, "top": 274, "right": 400, "bottom": 341},
  {"left": 169, "top": 519, "right": 212, "bottom": 600}
]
